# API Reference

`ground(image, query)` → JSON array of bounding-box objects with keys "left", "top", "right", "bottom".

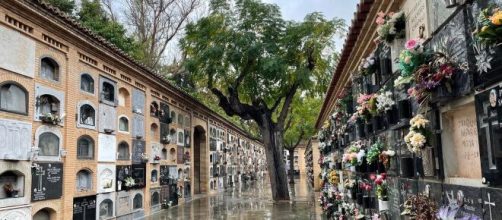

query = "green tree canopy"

[
  {"left": 45, "top": 0, "right": 75, "bottom": 14},
  {"left": 78, "top": 0, "right": 144, "bottom": 59},
  {"left": 181, "top": 0, "right": 344, "bottom": 200}
]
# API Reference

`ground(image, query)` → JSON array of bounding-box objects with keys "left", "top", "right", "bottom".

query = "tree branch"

[{"left": 276, "top": 83, "right": 298, "bottom": 130}]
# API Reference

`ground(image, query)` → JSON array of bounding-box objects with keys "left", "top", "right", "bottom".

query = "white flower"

[
  {"left": 376, "top": 91, "right": 395, "bottom": 112},
  {"left": 384, "top": 150, "right": 396, "bottom": 156},
  {"left": 410, "top": 132, "right": 426, "bottom": 149},
  {"left": 357, "top": 149, "right": 366, "bottom": 163}
]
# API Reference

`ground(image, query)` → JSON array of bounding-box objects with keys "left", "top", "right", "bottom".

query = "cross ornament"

[{"left": 484, "top": 193, "right": 496, "bottom": 220}]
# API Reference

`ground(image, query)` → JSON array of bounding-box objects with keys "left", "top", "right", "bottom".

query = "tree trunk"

[
  {"left": 288, "top": 148, "right": 295, "bottom": 184},
  {"left": 261, "top": 121, "right": 290, "bottom": 201}
]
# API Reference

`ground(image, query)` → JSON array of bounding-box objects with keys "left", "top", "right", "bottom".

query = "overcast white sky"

[{"left": 261, "top": 0, "right": 359, "bottom": 50}]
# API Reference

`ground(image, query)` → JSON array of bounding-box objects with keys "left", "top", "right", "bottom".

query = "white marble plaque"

[
  {"left": 0, "top": 25, "right": 35, "bottom": 78},
  {"left": 0, "top": 118, "right": 31, "bottom": 160},
  {"left": 98, "top": 134, "right": 116, "bottom": 162},
  {"left": 403, "top": 0, "right": 430, "bottom": 39}
]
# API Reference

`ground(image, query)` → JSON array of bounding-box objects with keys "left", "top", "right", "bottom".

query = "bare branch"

[{"left": 101, "top": 0, "right": 117, "bottom": 22}]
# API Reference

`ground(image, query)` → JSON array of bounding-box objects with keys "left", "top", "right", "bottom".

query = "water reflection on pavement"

[{"left": 146, "top": 176, "right": 322, "bottom": 220}]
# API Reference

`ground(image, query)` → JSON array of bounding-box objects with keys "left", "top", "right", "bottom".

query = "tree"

[
  {"left": 45, "top": 0, "right": 75, "bottom": 14},
  {"left": 181, "top": 0, "right": 344, "bottom": 201},
  {"left": 78, "top": 0, "right": 144, "bottom": 59},
  {"left": 125, "top": 0, "right": 201, "bottom": 69},
  {"left": 283, "top": 96, "right": 323, "bottom": 184}
]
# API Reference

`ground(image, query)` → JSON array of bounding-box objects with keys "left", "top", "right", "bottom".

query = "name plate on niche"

[
  {"left": 450, "top": 105, "right": 482, "bottom": 178},
  {"left": 440, "top": 184, "right": 483, "bottom": 219},
  {"left": 31, "top": 162, "right": 63, "bottom": 201},
  {"left": 73, "top": 195, "right": 97, "bottom": 220},
  {"left": 403, "top": 0, "right": 430, "bottom": 39}
]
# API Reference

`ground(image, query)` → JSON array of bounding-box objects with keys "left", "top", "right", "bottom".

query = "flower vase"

[
  {"left": 400, "top": 157, "right": 415, "bottom": 178},
  {"left": 378, "top": 199, "right": 390, "bottom": 211},
  {"left": 390, "top": 38, "right": 406, "bottom": 73},
  {"left": 421, "top": 147, "right": 435, "bottom": 177}
]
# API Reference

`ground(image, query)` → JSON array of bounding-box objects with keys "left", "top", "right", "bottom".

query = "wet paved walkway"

[{"left": 146, "top": 176, "right": 322, "bottom": 220}]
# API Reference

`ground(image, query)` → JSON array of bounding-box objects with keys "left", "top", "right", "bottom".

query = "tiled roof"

[{"left": 315, "top": 0, "right": 374, "bottom": 129}]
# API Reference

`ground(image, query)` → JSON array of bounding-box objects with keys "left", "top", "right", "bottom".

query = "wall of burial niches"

[{"left": 314, "top": 2, "right": 502, "bottom": 219}]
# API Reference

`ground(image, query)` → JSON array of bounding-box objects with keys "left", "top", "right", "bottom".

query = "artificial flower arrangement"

[
  {"left": 375, "top": 11, "right": 406, "bottom": 45},
  {"left": 359, "top": 53, "right": 378, "bottom": 76},
  {"left": 343, "top": 141, "right": 365, "bottom": 166},
  {"left": 379, "top": 149, "right": 396, "bottom": 169},
  {"left": 407, "top": 52, "right": 459, "bottom": 105},
  {"left": 355, "top": 93, "right": 378, "bottom": 121},
  {"left": 376, "top": 91, "right": 395, "bottom": 113},
  {"left": 366, "top": 141, "right": 384, "bottom": 165},
  {"left": 327, "top": 170, "right": 340, "bottom": 185},
  {"left": 372, "top": 173, "right": 387, "bottom": 199},
  {"left": 395, "top": 39, "right": 428, "bottom": 88},
  {"left": 474, "top": 4, "right": 502, "bottom": 45},
  {"left": 404, "top": 114, "right": 431, "bottom": 153},
  {"left": 344, "top": 178, "right": 356, "bottom": 189},
  {"left": 124, "top": 176, "right": 136, "bottom": 187},
  {"left": 40, "top": 112, "right": 65, "bottom": 125},
  {"left": 401, "top": 194, "right": 438, "bottom": 219}
]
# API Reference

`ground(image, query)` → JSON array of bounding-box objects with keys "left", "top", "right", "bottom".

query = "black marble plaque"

[
  {"left": 418, "top": 180, "right": 443, "bottom": 204},
  {"left": 132, "top": 140, "right": 146, "bottom": 164},
  {"left": 73, "top": 195, "right": 97, "bottom": 220},
  {"left": 132, "top": 164, "right": 146, "bottom": 188},
  {"left": 481, "top": 187, "right": 502, "bottom": 220},
  {"left": 31, "top": 162, "right": 63, "bottom": 201},
  {"left": 386, "top": 176, "right": 401, "bottom": 219},
  {"left": 160, "top": 165, "right": 170, "bottom": 186},
  {"left": 116, "top": 165, "right": 132, "bottom": 191},
  {"left": 440, "top": 184, "right": 483, "bottom": 219},
  {"left": 427, "top": 7, "right": 473, "bottom": 98},
  {"left": 471, "top": 1, "right": 502, "bottom": 88}
]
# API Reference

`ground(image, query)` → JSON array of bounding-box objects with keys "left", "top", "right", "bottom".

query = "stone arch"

[{"left": 33, "top": 207, "right": 57, "bottom": 220}]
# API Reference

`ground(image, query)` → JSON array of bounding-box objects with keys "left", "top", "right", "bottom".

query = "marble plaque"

[
  {"left": 132, "top": 89, "right": 145, "bottom": 115},
  {"left": 98, "top": 134, "right": 116, "bottom": 162},
  {"left": 31, "top": 162, "right": 63, "bottom": 201},
  {"left": 403, "top": 0, "right": 430, "bottom": 39},
  {"left": 132, "top": 114, "right": 145, "bottom": 138},
  {"left": 98, "top": 104, "right": 117, "bottom": 134},
  {"left": 481, "top": 187, "right": 502, "bottom": 220},
  {"left": 0, "top": 118, "right": 31, "bottom": 160},
  {"left": 427, "top": 0, "right": 457, "bottom": 34},
  {"left": 115, "top": 191, "right": 131, "bottom": 216},
  {"left": 0, "top": 25, "right": 35, "bottom": 78},
  {"left": 440, "top": 184, "right": 483, "bottom": 219},
  {"left": 98, "top": 164, "right": 116, "bottom": 193},
  {"left": 131, "top": 140, "right": 145, "bottom": 164},
  {"left": 73, "top": 195, "right": 97, "bottom": 220}
]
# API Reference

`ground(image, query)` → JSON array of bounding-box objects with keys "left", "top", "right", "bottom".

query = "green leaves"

[{"left": 182, "top": 0, "right": 343, "bottom": 110}]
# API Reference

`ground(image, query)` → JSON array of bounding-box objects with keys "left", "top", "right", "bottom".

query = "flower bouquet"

[
  {"left": 327, "top": 170, "right": 339, "bottom": 185},
  {"left": 475, "top": 4, "right": 502, "bottom": 45},
  {"left": 356, "top": 93, "right": 378, "bottom": 121},
  {"left": 40, "top": 112, "right": 64, "bottom": 125},
  {"left": 359, "top": 54, "right": 378, "bottom": 76},
  {"left": 366, "top": 141, "right": 383, "bottom": 165},
  {"left": 395, "top": 39, "right": 428, "bottom": 88},
  {"left": 379, "top": 149, "right": 395, "bottom": 169},
  {"left": 404, "top": 114, "right": 431, "bottom": 153},
  {"left": 124, "top": 177, "right": 136, "bottom": 187},
  {"left": 376, "top": 91, "right": 395, "bottom": 113},
  {"left": 407, "top": 53, "right": 458, "bottom": 105},
  {"left": 375, "top": 11, "right": 406, "bottom": 45}
]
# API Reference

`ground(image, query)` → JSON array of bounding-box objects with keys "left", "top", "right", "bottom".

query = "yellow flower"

[
  {"left": 491, "top": 11, "right": 502, "bottom": 26},
  {"left": 481, "top": 25, "right": 489, "bottom": 33},
  {"left": 404, "top": 131, "right": 415, "bottom": 144}
]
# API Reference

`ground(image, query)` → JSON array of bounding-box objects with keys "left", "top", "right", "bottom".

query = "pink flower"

[
  {"left": 405, "top": 39, "right": 419, "bottom": 50},
  {"left": 377, "top": 11, "right": 386, "bottom": 18},
  {"left": 376, "top": 17, "right": 385, "bottom": 25}
]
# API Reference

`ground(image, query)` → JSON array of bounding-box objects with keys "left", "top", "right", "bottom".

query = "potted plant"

[
  {"left": 3, "top": 183, "right": 18, "bottom": 198},
  {"left": 373, "top": 173, "right": 389, "bottom": 211}
]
